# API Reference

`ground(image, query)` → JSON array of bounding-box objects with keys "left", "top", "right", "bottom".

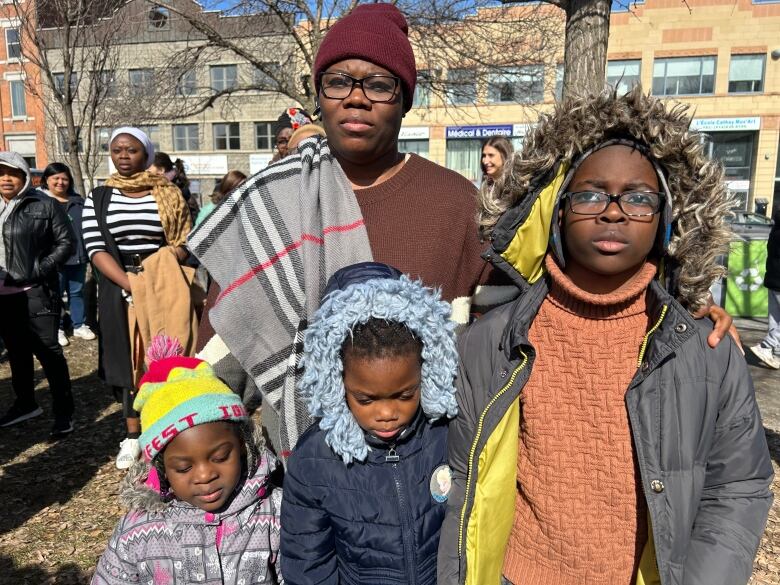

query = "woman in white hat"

[{"left": 81, "top": 127, "right": 192, "bottom": 469}]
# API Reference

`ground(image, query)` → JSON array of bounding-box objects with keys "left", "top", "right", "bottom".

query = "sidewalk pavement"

[{"left": 737, "top": 318, "right": 779, "bottom": 426}]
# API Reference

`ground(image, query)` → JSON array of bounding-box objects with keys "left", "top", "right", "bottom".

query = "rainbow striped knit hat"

[{"left": 134, "top": 355, "right": 247, "bottom": 462}]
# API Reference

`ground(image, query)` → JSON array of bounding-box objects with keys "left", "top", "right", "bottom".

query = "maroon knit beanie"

[{"left": 313, "top": 3, "right": 416, "bottom": 112}]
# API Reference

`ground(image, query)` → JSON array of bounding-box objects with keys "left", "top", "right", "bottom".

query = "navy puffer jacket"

[{"left": 281, "top": 413, "right": 449, "bottom": 585}]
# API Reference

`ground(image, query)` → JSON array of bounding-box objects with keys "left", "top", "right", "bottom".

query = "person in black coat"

[
  {"left": 281, "top": 262, "right": 459, "bottom": 585},
  {"left": 751, "top": 205, "right": 780, "bottom": 368},
  {"left": 0, "top": 152, "right": 75, "bottom": 436}
]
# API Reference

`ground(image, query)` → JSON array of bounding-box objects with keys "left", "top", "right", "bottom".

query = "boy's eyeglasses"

[
  {"left": 319, "top": 72, "right": 400, "bottom": 103},
  {"left": 563, "top": 191, "right": 664, "bottom": 217}
]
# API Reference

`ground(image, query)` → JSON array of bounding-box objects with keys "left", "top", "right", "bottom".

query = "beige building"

[{"left": 406, "top": 0, "right": 780, "bottom": 216}]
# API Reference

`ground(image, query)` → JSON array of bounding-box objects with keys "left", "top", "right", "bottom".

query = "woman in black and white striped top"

[
  {"left": 82, "top": 190, "right": 165, "bottom": 258},
  {"left": 85, "top": 127, "right": 191, "bottom": 470}
]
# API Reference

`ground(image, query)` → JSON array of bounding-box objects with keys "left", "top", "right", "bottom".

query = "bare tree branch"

[
  {"left": 144, "top": 0, "right": 564, "bottom": 120},
  {"left": 14, "top": 0, "right": 129, "bottom": 192}
]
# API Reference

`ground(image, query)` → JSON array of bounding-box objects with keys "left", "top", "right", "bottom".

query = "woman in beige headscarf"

[{"left": 82, "top": 127, "right": 193, "bottom": 470}]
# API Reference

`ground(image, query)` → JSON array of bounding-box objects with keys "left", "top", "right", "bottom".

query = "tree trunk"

[
  {"left": 562, "top": 0, "right": 611, "bottom": 100},
  {"left": 62, "top": 109, "right": 86, "bottom": 195}
]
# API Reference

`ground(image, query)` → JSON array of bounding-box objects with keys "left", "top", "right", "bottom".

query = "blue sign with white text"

[{"left": 446, "top": 125, "right": 513, "bottom": 139}]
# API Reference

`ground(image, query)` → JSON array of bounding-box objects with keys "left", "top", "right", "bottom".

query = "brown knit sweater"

[
  {"left": 353, "top": 153, "right": 488, "bottom": 304},
  {"left": 503, "top": 256, "right": 657, "bottom": 585}
]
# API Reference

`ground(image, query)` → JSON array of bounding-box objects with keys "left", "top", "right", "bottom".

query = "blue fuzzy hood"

[{"left": 298, "top": 262, "right": 459, "bottom": 464}]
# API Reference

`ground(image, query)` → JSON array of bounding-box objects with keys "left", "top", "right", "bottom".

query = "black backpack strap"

[{"left": 90, "top": 186, "right": 123, "bottom": 264}]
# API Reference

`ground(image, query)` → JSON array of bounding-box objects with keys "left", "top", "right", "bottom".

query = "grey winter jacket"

[
  {"left": 438, "top": 276, "right": 773, "bottom": 585},
  {"left": 92, "top": 452, "right": 283, "bottom": 584}
]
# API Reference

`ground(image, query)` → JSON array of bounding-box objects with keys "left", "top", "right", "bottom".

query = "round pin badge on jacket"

[{"left": 430, "top": 464, "right": 452, "bottom": 503}]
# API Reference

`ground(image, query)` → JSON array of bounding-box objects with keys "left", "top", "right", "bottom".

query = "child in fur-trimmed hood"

[
  {"left": 438, "top": 87, "right": 773, "bottom": 585},
  {"left": 92, "top": 341, "right": 282, "bottom": 585},
  {"left": 280, "top": 261, "right": 458, "bottom": 585}
]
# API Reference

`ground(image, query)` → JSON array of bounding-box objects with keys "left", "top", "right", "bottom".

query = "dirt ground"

[{"left": 0, "top": 323, "right": 779, "bottom": 584}]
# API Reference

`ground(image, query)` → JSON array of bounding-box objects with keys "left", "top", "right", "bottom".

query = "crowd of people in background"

[{"left": 0, "top": 2, "right": 776, "bottom": 585}]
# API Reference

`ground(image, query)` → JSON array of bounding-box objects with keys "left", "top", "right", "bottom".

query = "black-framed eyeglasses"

[
  {"left": 563, "top": 191, "right": 664, "bottom": 217},
  {"left": 319, "top": 72, "right": 400, "bottom": 103}
]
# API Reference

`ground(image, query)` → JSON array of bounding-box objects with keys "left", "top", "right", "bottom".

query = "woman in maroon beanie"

[
  {"left": 307, "top": 2, "right": 495, "bottom": 318},
  {"left": 194, "top": 4, "right": 503, "bottom": 411}
]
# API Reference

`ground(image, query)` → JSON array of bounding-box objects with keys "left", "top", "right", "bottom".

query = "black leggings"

[
  {"left": 0, "top": 287, "right": 73, "bottom": 420},
  {"left": 114, "top": 385, "right": 139, "bottom": 419}
]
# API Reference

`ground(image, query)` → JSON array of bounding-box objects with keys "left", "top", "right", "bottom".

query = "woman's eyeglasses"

[
  {"left": 319, "top": 72, "right": 400, "bottom": 103},
  {"left": 563, "top": 191, "right": 664, "bottom": 217}
]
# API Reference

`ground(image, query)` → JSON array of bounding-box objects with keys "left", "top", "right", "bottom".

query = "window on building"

[
  {"left": 95, "top": 127, "right": 111, "bottom": 151},
  {"left": 148, "top": 6, "right": 170, "bottom": 30},
  {"left": 59, "top": 128, "right": 83, "bottom": 153},
  {"left": 702, "top": 131, "right": 756, "bottom": 181},
  {"left": 6, "top": 136, "right": 36, "bottom": 169},
  {"left": 253, "top": 63, "right": 281, "bottom": 90},
  {"left": 5, "top": 29, "right": 21, "bottom": 60},
  {"left": 137, "top": 125, "right": 161, "bottom": 151},
  {"left": 210, "top": 65, "right": 238, "bottom": 92},
  {"left": 53, "top": 72, "right": 78, "bottom": 99},
  {"left": 173, "top": 124, "right": 199, "bottom": 151},
  {"left": 9, "top": 80, "right": 26, "bottom": 117},
  {"left": 446, "top": 68, "right": 477, "bottom": 105},
  {"left": 214, "top": 122, "right": 240, "bottom": 150},
  {"left": 555, "top": 64, "right": 564, "bottom": 101},
  {"left": 129, "top": 69, "right": 154, "bottom": 96},
  {"left": 255, "top": 122, "right": 274, "bottom": 150},
  {"left": 175, "top": 69, "right": 197, "bottom": 96},
  {"left": 487, "top": 65, "right": 544, "bottom": 104},
  {"left": 652, "top": 56, "right": 715, "bottom": 96},
  {"left": 413, "top": 70, "right": 432, "bottom": 108},
  {"left": 399, "top": 139, "right": 429, "bottom": 159},
  {"left": 97, "top": 70, "right": 117, "bottom": 98},
  {"left": 728, "top": 54, "right": 765, "bottom": 93},
  {"left": 446, "top": 139, "right": 482, "bottom": 182},
  {"left": 607, "top": 59, "right": 641, "bottom": 95}
]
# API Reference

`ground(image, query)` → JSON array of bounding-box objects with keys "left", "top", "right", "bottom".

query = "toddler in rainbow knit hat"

[{"left": 92, "top": 338, "right": 282, "bottom": 585}]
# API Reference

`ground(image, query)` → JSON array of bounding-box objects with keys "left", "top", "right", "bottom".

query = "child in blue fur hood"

[{"left": 280, "top": 261, "right": 459, "bottom": 585}]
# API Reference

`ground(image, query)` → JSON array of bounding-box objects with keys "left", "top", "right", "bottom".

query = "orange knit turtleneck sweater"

[{"left": 502, "top": 256, "right": 657, "bottom": 585}]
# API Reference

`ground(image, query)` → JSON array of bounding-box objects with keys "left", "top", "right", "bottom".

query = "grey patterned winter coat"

[{"left": 92, "top": 452, "right": 283, "bottom": 584}]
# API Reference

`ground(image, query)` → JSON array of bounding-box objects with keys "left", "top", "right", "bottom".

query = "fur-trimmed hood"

[
  {"left": 480, "top": 86, "right": 732, "bottom": 312},
  {"left": 118, "top": 419, "right": 276, "bottom": 518},
  {"left": 298, "top": 262, "right": 459, "bottom": 464}
]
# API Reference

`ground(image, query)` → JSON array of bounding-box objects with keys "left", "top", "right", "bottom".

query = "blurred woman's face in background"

[{"left": 482, "top": 145, "right": 504, "bottom": 179}]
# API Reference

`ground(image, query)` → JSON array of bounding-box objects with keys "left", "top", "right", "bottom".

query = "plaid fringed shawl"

[{"left": 188, "top": 137, "right": 373, "bottom": 457}]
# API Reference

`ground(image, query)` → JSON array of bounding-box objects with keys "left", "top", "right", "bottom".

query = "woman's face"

[
  {"left": 275, "top": 128, "right": 293, "bottom": 158},
  {"left": 110, "top": 134, "right": 147, "bottom": 176},
  {"left": 318, "top": 58, "right": 404, "bottom": 166},
  {"left": 148, "top": 164, "right": 166, "bottom": 176},
  {"left": 0, "top": 165, "right": 26, "bottom": 201},
  {"left": 47, "top": 172, "right": 70, "bottom": 197},
  {"left": 482, "top": 145, "right": 504, "bottom": 178}
]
